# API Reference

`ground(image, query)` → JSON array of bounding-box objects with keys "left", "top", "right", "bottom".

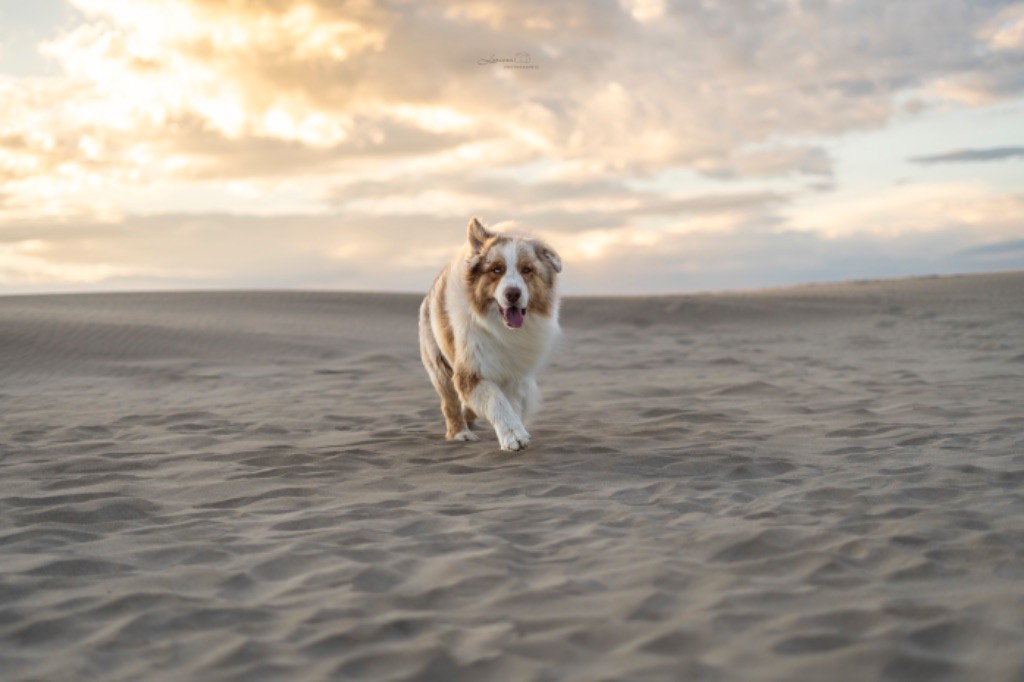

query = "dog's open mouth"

[{"left": 499, "top": 306, "right": 526, "bottom": 329}]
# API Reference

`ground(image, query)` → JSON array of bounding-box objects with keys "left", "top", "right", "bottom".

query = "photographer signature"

[{"left": 478, "top": 52, "right": 535, "bottom": 66}]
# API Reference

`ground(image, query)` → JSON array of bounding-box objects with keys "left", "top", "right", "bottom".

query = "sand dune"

[{"left": 1, "top": 272, "right": 1023, "bottom": 681}]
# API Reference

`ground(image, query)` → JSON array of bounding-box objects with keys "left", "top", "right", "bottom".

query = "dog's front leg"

[
  {"left": 476, "top": 382, "right": 531, "bottom": 451},
  {"left": 456, "top": 370, "right": 529, "bottom": 451}
]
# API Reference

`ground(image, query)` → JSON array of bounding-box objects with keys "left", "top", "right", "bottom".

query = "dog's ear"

[
  {"left": 535, "top": 241, "right": 562, "bottom": 273},
  {"left": 467, "top": 217, "right": 492, "bottom": 253}
]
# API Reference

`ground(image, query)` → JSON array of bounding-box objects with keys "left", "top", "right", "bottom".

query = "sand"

[{"left": 1, "top": 272, "right": 1023, "bottom": 681}]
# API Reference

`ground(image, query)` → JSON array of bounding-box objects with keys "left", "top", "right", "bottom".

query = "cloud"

[
  {"left": 564, "top": 225, "right": 1024, "bottom": 295},
  {"left": 325, "top": 174, "right": 788, "bottom": 232},
  {"left": 1, "top": 0, "right": 1023, "bottom": 293},
  {"left": 7, "top": 0, "right": 1022, "bottom": 191},
  {"left": 2, "top": 182, "right": 1020, "bottom": 295},
  {"left": 696, "top": 147, "right": 833, "bottom": 180},
  {"left": 980, "top": 4, "right": 1024, "bottom": 52},
  {"left": 958, "top": 238, "right": 1024, "bottom": 257},
  {"left": 787, "top": 183, "right": 1024, "bottom": 239},
  {"left": 910, "top": 146, "right": 1024, "bottom": 164}
]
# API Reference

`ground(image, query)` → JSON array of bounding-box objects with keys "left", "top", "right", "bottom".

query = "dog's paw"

[
  {"left": 448, "top": 429, "right": 480, "bottom": 442},
  {"left": 498, "top": 426, "right": 530, "bottom": 452}
]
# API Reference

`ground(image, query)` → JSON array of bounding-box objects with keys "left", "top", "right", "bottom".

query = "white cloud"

[
  {"left": 983, "top": 5, "right": 1024, "bottom": 52},
  {"left": 0, "top": 238, "right": 160, "bottom": 284},
  {"left": 788, "top": 183, "right": 1024, "bottom": 239},
  {"left": 0, "top": 0, "right": 1022, "bottom": 292}
]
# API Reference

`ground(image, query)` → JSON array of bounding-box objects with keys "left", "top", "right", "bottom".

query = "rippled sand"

[{"left": 1, "top": 272, "right": 1023, "bottom": 681}]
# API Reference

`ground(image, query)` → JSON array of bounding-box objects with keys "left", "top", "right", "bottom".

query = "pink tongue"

[{"left": 503, "top": 307, "right": 525, "bottom": 328}]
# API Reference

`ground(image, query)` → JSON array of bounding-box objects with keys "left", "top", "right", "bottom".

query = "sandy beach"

[{"left": 1, "top": 271, "right": 1023, "bottom": 681}]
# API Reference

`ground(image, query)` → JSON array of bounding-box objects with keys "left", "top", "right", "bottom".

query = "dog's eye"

[
  {"left": 491, "top": 266, "right": 503, "bottom": 275},
  {"left": 521, "top": 267, "right": 532, "bottom": 275}
]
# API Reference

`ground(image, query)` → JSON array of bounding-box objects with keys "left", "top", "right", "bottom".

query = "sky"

[{"left": 0, "top": 0, "right": 1022, "bottom": 295}]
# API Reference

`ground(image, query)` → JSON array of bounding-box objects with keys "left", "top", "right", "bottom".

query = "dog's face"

[{"left": 465, "top": 218, "right": 562, "bottom": 329}]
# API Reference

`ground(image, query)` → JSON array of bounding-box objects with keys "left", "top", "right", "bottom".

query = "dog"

[{"left": 419, "top": 218, "right": 562, "bottom": 451}]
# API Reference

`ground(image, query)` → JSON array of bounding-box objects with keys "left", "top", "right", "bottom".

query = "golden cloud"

[{"left": 1, "top": 0, "right": 1023, "bottom": 291}]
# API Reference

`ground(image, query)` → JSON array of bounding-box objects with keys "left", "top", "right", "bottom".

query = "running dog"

[{"left": 419, "top": 218, "right": 562, "bottom": 451}]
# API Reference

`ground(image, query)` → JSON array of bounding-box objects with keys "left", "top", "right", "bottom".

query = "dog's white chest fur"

[{"left": 468, "top": 312, "right": 559, "bottom": 386}]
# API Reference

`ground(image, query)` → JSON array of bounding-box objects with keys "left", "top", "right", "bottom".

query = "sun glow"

[
  {"left": 0, "top": 240, "right": 145, "bottom": 283},
  {"left": 558, "top": 228, "right": 661, "bottom": 262},
  {"left": 389, "top": 105, "right": 476, "bottom": 134},
  {"left": 34, "top": 0, "right": 379, "bottom": 145}
]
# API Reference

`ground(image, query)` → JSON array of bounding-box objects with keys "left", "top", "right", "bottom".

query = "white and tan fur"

[{"left": 419, "top": 218, "right": 562, "bottom": 451}]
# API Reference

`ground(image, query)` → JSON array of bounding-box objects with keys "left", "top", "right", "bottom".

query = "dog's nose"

[{"left": 505, "top": 288, "right": 522, "bottom": 305}]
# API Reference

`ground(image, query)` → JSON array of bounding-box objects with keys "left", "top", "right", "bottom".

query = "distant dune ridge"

[{"left": 1, "top": 272, "right": 1023, "bottom": 680}]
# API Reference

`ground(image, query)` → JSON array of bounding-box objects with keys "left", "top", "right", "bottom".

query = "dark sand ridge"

[{"left": 1, "top": 272, "right": 1022, "bottom": 680}]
